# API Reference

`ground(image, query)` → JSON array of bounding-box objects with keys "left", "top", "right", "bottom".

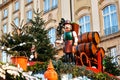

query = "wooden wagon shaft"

[
  {"left": 97, "top": 48, "right": 103, "bottom": 72},
  {"left": 75, "top": 52, "right": 91, "bottom": 67}
]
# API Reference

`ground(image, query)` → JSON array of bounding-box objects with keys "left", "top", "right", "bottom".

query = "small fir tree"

[
  {"left": 103, "top": 56, "right": 120, "bottom": 76},
  {"left": 0, "top": 21, "right": 33, "bottom": 57}
]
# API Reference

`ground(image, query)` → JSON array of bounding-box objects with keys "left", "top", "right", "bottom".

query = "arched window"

[
  {"left": 48, "top": 28, "right": 56, "bottom": 46},
  {"left": 102, "top": 4, "right": 118, "bottom": 35},
  {"left": 79, "top": 15, "right": 90, "bottom": 34}
]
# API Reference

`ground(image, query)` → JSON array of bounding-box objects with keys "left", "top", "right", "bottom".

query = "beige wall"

[
  {"left": 90, "top": 0, "right": 100, "bottom": 32},
  {"left": 20, "top": 0, "right": 25, "bottom": 23},
  {"left": 74, "top": 0, "right": 91, "bottom": 29},
  {"left": 0, "top": 10, "right": 2, "bottom": 37},
  {"left": 100, "top": 32, "right": 120, "bottom": 56},
  {"left": 8, "top": 2, "right": 13, "bottom": 32},
  {"left": 60, "top": 0, "right": 71, "bottom": 20}
]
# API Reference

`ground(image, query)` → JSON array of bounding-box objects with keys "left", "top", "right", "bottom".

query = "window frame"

[
  {"left": 102, "top": 4, "right": 118, "bottom": 36},
  {"left": 27, "top": 0, "right": 32, "bottom": 3},
  {"left": 108, "top": 46, "right": 117, "bottom": 63},
  {"left": 44, "top": 0, "right": 50, "bottom": 13},
  {"left": 48, "top": 27, "right": 56, "bottom": 45},
  {"left": 3, "top": 8, "right": 8, "bottom": 18},
  {"left": 14, "top": 1, "right": 19, "bottom": 11},
  {"left": 52, "top": 0, "right": 58, "bottom": 9},
  {"left": 3, "top": 23, "right": 8, "bottom": 33},
  {"left": 26, "top": 10, "right": 32, "bottom": 22},
  {"left": 79, "top": 15, "right": 91, "bottom": 34},
  {"left": 3, "top": 0, "right": 7, "bottom": 3},
  {"left": 14, "top": 17, "right": 19, "bottom": 27},
  {"left": 2, "top": 51, "right": 7, "bottom": 63}
]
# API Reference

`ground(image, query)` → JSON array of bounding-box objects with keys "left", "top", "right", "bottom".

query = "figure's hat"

[{"left": 64, "top": 20, "right": 71, "bottom": 25}]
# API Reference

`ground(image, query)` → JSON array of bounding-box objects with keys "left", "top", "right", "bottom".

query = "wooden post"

[{"left": 97, "top": 50, "right": 103, "bottom": 72}]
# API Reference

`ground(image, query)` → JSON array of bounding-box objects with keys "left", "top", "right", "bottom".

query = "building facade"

[{"left": 0, "top": 0, "right": 120, "bottom": 64}]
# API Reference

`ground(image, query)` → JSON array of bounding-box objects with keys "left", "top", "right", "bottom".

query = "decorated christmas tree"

[
  {"left": 0, "top": 9, "right": 56, "bottom": 62},
  {"left": 28, "top": 10, "right": 56, "bottom": 61}
]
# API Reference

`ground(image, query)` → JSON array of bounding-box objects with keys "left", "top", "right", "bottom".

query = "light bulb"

[
  {"left": 23, "top": 42, "right": 26, "bottom": 45},
  {"left": 19, "top": 43, "right": 23, "bottom": 46},
  {"left": 30, "top": 55, "right": 34, "bottom": 59},
  {"left": 1, "top": 46, "right": 4, "bottom": 50},
  {"left": 34, "top": 39, "right": 37, "bottom": 42},
  {"left": 7, "top": 48, "right": 11, "bottom": 51}
]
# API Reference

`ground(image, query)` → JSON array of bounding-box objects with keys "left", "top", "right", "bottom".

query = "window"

[
  {"left": 52, "top": 0, "right": 58, "bottom": 9},
  {"left": 3, "top": 0, "right": 7, "bottom": 3},
  {"left": 48, "top": 28, "right": 56, "bottom": 46},
  {"left": 27, "top": 10, "right": 32, "bottom": 22},
  {"left": 44, "top": 0, "right": 50, "bottom": 12},
  {"left": 3, "top": 24, "right": 7, "bottom": 33},
  {"left": 109, "top": 47, "right": 117, "bottom": 63},
  {"left": 3, "top": 9, "right": 8, "bottom": 18},
  {"left": 2, "top": 51, "right": 7, "bottom": 63},
  {"left": 102, "top": 4, "right": 118, "bottom": 35},
  {"left": 15, "top": 1, "right": 19, "bottom": 11},
  {"left": 27, "top": 0, "right": 32, "bottom": 3},
  {"left": 79, "top": 15, "right": 90, "bottom": 34},
  {"left": 14, "top": 17, "right": 19, "bottom": 26}
]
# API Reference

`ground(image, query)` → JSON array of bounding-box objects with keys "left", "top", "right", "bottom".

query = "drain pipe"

[{"left": 70, "top": 0, "right": 73, "bottom": 21}]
